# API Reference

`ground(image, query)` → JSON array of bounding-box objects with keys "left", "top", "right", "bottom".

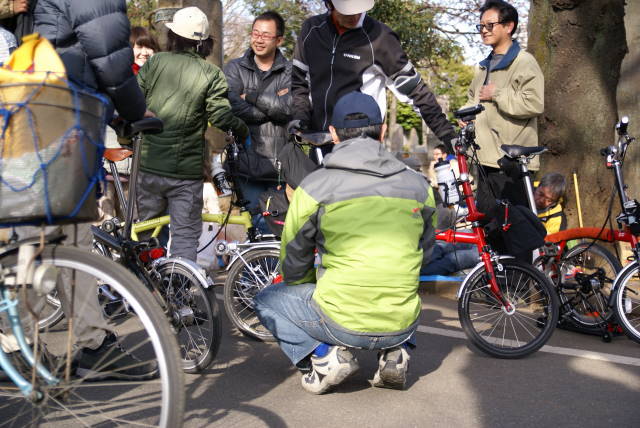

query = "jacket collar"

[
  {"left": 323, "top": 137, "right": 407, "bottom": 177},
  {"left": 239, "top": 48, "right": 287, "bottom": 73},
  {"left": 479, "top": 40, "right": 521, "bottom": 71},
  {"left": 325, "top": 12, "right": 368, "bottom": 35}
]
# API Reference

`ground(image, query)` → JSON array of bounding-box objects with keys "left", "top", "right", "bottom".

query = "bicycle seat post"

[
  {"left": 123, "top": 132, "right": 143, "bottom": 241},
  {"left": 518, "top": 157, "right": 538, "bottom": 215},
  {"left": 108, "top": 158, "right": 128, "bottom": 219}
]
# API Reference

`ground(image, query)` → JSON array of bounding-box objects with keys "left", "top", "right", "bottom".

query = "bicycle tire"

[
  {"left": 223, "top": 248, "right": 280, "bottom": 342},
  {"left": 0, "top": 246, "right": 185, "bottom": 427},
  {"left": 156, "top": 260, "right": 221, "bottom": 372},
  {"left": 458, "top": 259, "right": 560, "bottom": 358},
  {"left": 613, "top": 261, "right": 640, "bottom": 344},
  {"left": 557, "top": 242, "right": 622, "bottom": 327}
]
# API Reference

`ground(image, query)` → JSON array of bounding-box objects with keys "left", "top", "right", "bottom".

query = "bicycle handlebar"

[
  {"left": 454, "top": 104, "right": 485, "bottom": 121},
  {"left": 617, "top": 116, "right": 629, "bottom": 136},
  {"left": 292, "top": 131, "right": 333, "bottom": 147}
]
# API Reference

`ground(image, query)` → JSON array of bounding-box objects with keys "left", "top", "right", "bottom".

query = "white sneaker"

[
  {"left": 372, "top": 346, "right": 410, "bottom": 390},
  {"left": 300, "top": 346, "right": 359, "bottom": 394}
]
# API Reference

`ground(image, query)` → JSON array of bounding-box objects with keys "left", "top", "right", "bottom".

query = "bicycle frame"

[
  {"left": 130, "top": 212, "right": 253, "bottom": 241},
  {"left": 435, "top": 120, "right": 512, "bottom": 309}
]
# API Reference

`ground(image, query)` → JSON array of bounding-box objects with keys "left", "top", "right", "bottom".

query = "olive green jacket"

[
  {"left": 465, "top": 41, "right": 544, "bottom": 170},
  {"left": 137, "top": 50, "right": 248, "bottom": 179}
]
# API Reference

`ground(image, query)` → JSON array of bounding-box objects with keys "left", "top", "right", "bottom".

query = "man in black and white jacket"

[{"left": 290, "top": 0, "right": 455, "bottom": 148}]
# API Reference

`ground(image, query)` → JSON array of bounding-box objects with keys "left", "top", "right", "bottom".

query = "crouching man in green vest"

[{"left": 254, "top": 91, "right": 437, "bottom": 394}]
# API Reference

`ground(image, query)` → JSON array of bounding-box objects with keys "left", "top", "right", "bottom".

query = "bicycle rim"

[
  {"left": 0, "top": 246, "right": 184, "bottom": 427},
  {"left": 458, "top": 259, "right": 559, "bottom": 358},
  {"left": 36, "top": 291, "right": 65, "bottom": 331},
  {"left": 157, "top": 261, "right": 221, "bottom": 372},
  {"left": 614, "top": 262, "right": 640, "bottom": 344},
  {"left": 558, "top": 242, "right": 621, "bottom": 327},
  {"left": 223, "top": 248, "right": 280, "bottom": 341}
]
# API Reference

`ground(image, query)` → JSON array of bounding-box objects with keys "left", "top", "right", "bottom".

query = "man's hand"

[
  {"left": 12, "top": 0, "right": 29, "bottom": 14},
  {"left": 479, "top": 83, "right": 496, "bottom": 101},
  {"left": 143, "top": 110, "right": 156, "bottom": 118}
]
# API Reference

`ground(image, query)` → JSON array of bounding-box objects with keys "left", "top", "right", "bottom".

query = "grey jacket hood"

[{"left": 323, "top": 136, "right": 407, "bottom": 177}]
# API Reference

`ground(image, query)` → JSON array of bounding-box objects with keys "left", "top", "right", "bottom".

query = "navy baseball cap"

[{"left": 330, "top": 92, "right": 383, "bottom": 129}]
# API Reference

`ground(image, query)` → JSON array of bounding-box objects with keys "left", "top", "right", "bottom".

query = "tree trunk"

[
  {"left": 528, "top": 0, "right": 627, "bottom": 228},
  {"left": 617, "top": 2, "right": 640, "bottom": 204}
]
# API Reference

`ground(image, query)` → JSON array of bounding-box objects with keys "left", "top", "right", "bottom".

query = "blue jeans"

[
  {"left": 254, "top": 282, "right": 416, "bottom": 365},
  {"left": 421, "top": 241, "right": 478, "bottom": 276},
  {"left": 236, "top": 178, "right": 277, "bottom": 234}
]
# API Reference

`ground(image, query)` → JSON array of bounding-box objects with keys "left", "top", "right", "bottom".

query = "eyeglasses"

[
  {"left": 475, "top": 21, "right": 504, "bottom": 32},
  {"left": 534, "top": 188, "right": 558, "bottom": 205},
  {"left": 250, "top": 30, "right": 279, "bottom": 41}
]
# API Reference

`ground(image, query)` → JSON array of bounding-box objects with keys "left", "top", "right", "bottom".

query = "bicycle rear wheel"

[
  {"left": 613, "top": 261, "right": 640, "bottom": 344},
  {"left": 156, "top": 260, "right": 221, "bottom": 372},
  {"left": 458, "top": 259, "right": 559, "bottom": 358},
  {"left": 0, "top": 246, "right": 184, "bottom": 427},
  {"left": 223, "top": 248, "right": 280, "bottom": 341},
  {"left": 557, "top": 242, "right": 621, "bottom": 327}
]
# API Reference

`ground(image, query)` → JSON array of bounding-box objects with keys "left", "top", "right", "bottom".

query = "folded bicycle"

[{"left": 436, "top": 105, "right": 559, "bottom": 358}]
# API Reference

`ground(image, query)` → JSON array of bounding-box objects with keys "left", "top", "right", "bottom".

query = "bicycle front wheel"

[
  {"left": 224, "top": 248, "right": 280, "bottom": 341},
  {"left": 458, "top": 259, "right": 560, "bottom": 358},
  {"left": 613, "top": 261, "right": 640, "bottom": 344},
  {"left": 156, "top": 260, "right": 221, "bottom": 372},
  {"left": 0, "top": 246, "right": 185, "bottom": 427}
]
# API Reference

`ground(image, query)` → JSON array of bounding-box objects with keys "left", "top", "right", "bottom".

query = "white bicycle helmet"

[{"left": 331, "top": 0, "right": 374, "bottom": 15}]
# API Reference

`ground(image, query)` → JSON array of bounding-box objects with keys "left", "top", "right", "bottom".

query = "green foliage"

[
  {"left": 245, "top": 0, "right": 324, "bottom": 57},
  {"left": 127, "top": 0, "right": 156, "bottom": 28},
  {"left": 369, "top": 0, "right": 459, "bottom": 68},
  {"left": 396, "top": 102, "right": 422, "bottom": 133},
  {"left": 428, "top": 59, "right": 475, "bottom": 119}
]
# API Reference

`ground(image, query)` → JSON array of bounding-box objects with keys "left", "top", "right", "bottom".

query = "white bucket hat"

[
  {"left": 165, "top": 6, "right": 210, "bottom": 40},
  {"left": 331, "top": 0, "right": 374, "bottom": 15}
]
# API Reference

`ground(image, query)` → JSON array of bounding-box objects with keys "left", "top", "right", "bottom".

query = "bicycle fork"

[
  {"left": 0, "top": 286, "right": 58, "bottom": 399},
  {"left": 480, "top": 253, "right": 514, "bottom": 312}
]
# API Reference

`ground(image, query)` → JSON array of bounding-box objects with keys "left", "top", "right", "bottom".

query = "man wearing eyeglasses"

[
  {"left": 465, "top": 0, "right": 544, "bottom": 215},
  {"left": 224, "top": 11, "right": 291, "bottom": 232},
  {"left": 289, "top": 0, "right": 455, "bottom": 150}
]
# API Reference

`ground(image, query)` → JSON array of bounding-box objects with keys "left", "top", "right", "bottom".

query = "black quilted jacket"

[{"left": 34, "top": 0, "right": 145, "bottom": 121}]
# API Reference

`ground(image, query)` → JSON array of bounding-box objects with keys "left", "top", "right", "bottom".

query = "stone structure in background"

[
  {"left": 407, "top": 128, "right": 419, "bottom": 151},
  {"left": 387, "top": 123, "right": 405, "bottom": 152}
]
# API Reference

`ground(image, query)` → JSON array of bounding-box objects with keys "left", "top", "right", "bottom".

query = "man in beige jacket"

[{"left": 465, "top": 0, "right": 544, "bottom": 212}]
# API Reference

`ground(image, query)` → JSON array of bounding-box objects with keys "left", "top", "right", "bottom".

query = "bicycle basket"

[{"left": 0, "top": 82, "right": 108, "bottom": 225}]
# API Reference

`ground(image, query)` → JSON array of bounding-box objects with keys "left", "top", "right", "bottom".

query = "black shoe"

[{"left": 75, "top": 334, "right": 158, "bottom": 381}]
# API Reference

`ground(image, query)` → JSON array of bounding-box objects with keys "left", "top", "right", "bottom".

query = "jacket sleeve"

[
  {"left": 492, "top": 58, "right": 544, "bottom": 120},
  {"left": 223, "top": 60, "right": 268, "bottom": 125},
  {"left": 377, "top": 26, "right": 455, "bottom": 144},
  {"left": 280, "top": 186, "right": 319, "bottom": 285},
  {"left": 255, "top": 63, "right": 292, "bottom": 125},
  {"left": 70, "top": 0, "right": 145, "bottom": 121},
  {"left": 290, "top": 20, "right": 312, "bottom": 125},
  {"left": 206, "top": 67, "right": 248, "bottom": 138}
]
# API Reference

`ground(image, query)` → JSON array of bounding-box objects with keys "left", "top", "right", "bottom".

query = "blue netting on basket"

[{"left": 0, "top": 73, "right": 109, "bottom": 227}]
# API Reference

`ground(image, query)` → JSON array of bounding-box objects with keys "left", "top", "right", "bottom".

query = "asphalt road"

[{"left": 182, "top": 293, "right": 640, "bottom": 428}]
